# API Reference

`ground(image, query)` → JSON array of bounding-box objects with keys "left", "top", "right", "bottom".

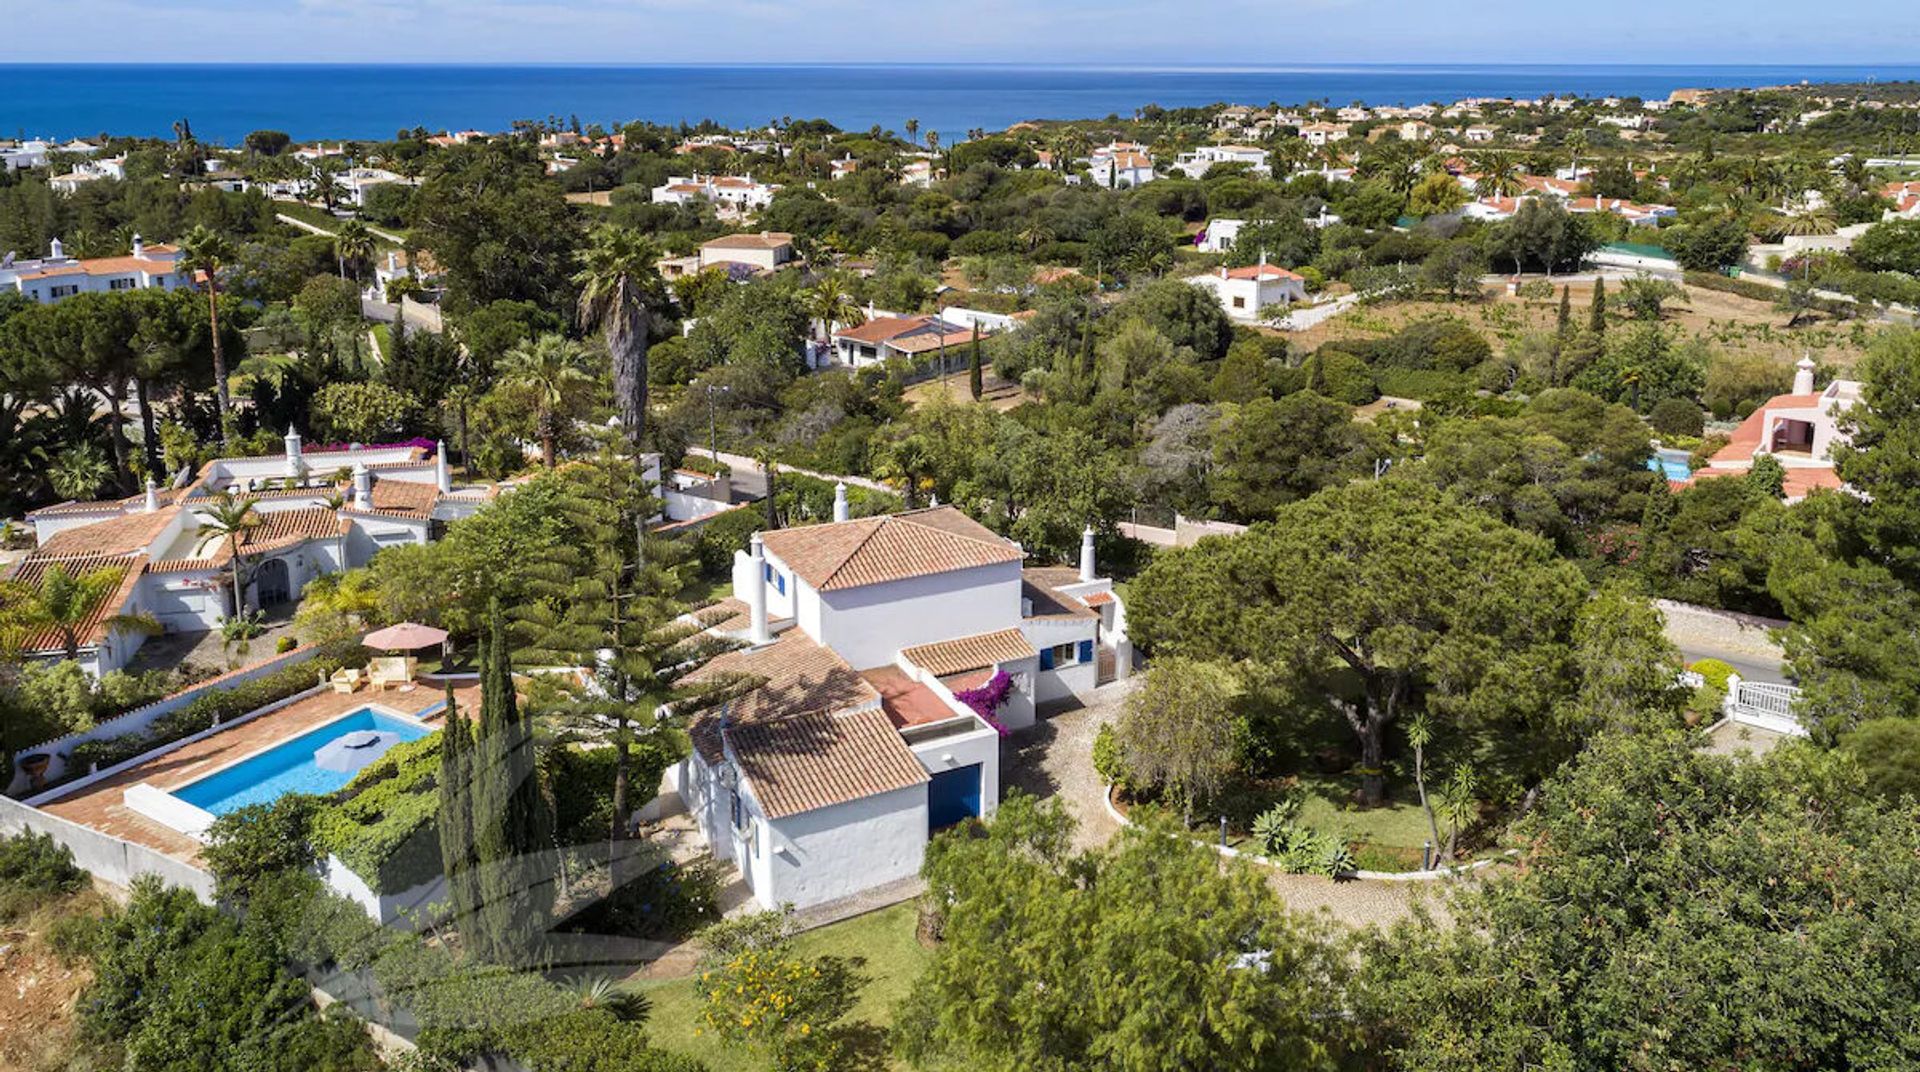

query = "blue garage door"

[{"left": 928, "top": 764, "right": 983, "bottom": 831}]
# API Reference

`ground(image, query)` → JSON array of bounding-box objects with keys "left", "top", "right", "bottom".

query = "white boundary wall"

[{"left": 0, "top": 793, "right": 215, "bottom": 901}]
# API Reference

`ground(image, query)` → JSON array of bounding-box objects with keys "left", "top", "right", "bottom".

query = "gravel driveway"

[{"left": 1001, "top": 681, "right": 1447, "bottom": 930}]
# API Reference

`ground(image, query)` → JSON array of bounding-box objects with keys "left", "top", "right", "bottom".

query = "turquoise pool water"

[
  {"left": 1648, "top": 449, "right": 1692, "bottom": 481},
  {"left": 173, "top": 709, "right": 433, "bottom": 817}
]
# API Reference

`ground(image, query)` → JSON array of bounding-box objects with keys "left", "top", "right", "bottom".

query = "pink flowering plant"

[{"left": 955, "top": 670, "right": 1015, "bottom": 736}]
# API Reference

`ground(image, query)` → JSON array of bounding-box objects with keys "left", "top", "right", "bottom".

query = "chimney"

[
  {"left": 49, "top": 237, "right": 63, "bottom": 259},
  {"left": 435, "top": 440, "right": 451, "bottom": 493},
  {"left": 284, "top": 424, "right": 304, "bottom": 478},
  {"left": 746, "top": 534, "right": 772, "bottom": 645},
  {"left": 352, "top": 463, "right": 372, "bottom": 511},
  {"left": 131, "top": 233, "right": 144, "bottom": 258},
  {"left": 387, "top": 250, "right": 399, "bottom": 273},
  {"left": 832, "top": 481, "right": 849, "bottom": 523},
  {"left": 144, "top": 479, "right": 160, "bottom": 512},
  {"left": 1079, "top": 526, "right": 1097, "bottom": 582},
  {"left": 1793, "top": 354, "right": 1816, "bottom": 395}
]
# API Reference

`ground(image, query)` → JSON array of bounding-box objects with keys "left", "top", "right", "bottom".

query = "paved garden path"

[{"left": 1002, "top": 680, "right": 1447, "bottom": 930}]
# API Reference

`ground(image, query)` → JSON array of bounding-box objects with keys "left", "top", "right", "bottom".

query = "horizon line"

[{"left": 3, "top": 60, "right": 1919, "bottom": 73}]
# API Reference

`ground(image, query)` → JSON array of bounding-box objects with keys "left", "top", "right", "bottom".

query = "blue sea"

[{"left": 4, "top": 63, "right": 1920, "bottom": 145}]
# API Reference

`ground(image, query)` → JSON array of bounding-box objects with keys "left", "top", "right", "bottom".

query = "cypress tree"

[
  {"left": 1078, "top": 309, "right": 1096, "bottom": 383},
  {"left": 1556, "top": 284, "right": 1572, "bottom": 340},
  {"left": 472, "top": 600, "right": 555, "bottom": 967},
  {"left": 435, "top": 683, "right": 479, "bottom": 945},
  {"left": 1589, "top": 277, "right": 1607, "bottom": 339},
  {"left": 389, "top": 307, "right": 408, "bottom": 366},
  {"left": 968, "top": 325, "right": 983, "bottom": 401}
]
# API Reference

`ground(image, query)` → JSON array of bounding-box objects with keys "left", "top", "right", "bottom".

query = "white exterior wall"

[
  {"left": 756, "top": 783, "right": 928, "bottom": 911},
  {"left": 1021, "top": 617, "right": 1101, "bottom": 703},
  {"left": 144, "top": 571, "right": 229, "bottom": 631},
  {"left": 804, "top": 560, "right": 1023, "bottom": 670},
  {"left": 907, "top": 723, "right": 1001, "bottom": 816},
  {"left": 343, "top": 515, "right": 430, "bottom": 567}
]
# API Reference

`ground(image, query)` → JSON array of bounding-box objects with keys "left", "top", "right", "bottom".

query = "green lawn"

[
  {"left": 630, "top": 902, "right": 930, "bottom": 1071},
  {"left": 369, "top": 322, "right": 392, "bottom": 362},
  {"left": 678, "top": 575, "right": 733, "bottom": 606}
]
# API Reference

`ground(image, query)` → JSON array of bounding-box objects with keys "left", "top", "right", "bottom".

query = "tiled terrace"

[{"left": 39, "top": 682, "right": 477, "bottom": 865}]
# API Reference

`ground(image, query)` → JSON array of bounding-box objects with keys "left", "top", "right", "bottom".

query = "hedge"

[
  {"left": 68, "top": 645, "right": 371, "bottom": 774},
  {"left": 1682, "top": 271, "right": 1854, "bottom": 318},
  {"left": 311, "top": 733, "right": 443, "bottom": 895}
]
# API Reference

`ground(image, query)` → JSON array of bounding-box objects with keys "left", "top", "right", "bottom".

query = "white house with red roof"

[
  {"left": 1188, "top": 259, "right": 1308, "bottom": 322},
  {"left": 1087, "top": 142, "right": 1156, "bottom": 189},
  {"left": 1679, "top": 357, "right": 1860, "bottom": 502},
  {"left": 13, "top": 435, "right": 489, "bottom": 676},
  {"left": 1172, "top": 144, "right": 1271, "bottom": 179},
  {"left": 828, "top": 313, "right": 976, "bottom": 368},
  {"left": 650, "top": 173, "right": 780, "bottom": 214},
  {"left": 0, "top": 236, "right": 189, "bottom": 304},
  {"left": 666, "top": 500, "right": 1131, "bottom": 910}
]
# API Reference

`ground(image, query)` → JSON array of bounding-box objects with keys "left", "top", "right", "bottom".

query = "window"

[
  {"left": 730, "top": 788, "right": 744, "bottom": 832},
  {"left": 49, "top": 285, "right": 79, "bottom": 299},
  {"left": 763, "top": 563, "right": 786, "bottom": 595},
  {"left": 1232, "top": 296, "right": 1246, "bottom": 309},
  {"left": 1050, "top": 642, "right": 1077, "bottom": 667},
  {"left": 108, "top": 277, "right": 136, "bottom": 290}
]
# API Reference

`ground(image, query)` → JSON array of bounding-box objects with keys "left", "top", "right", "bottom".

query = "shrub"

[
  {"left": 1690, "top": 658, "right": 1736, "bottom": 692},
  {"left": 563, "top": 856, "right": 724, "bottom": 942},
  {"left": 1092, "top": 723, "right": 1130, "bottom": 789},
  {"left": 203, "top": 795, "right": 321, "bottom": 903},
  {"left": 691, "top": 504, "right": 765, "bottom": 578},
  {"left": 0, "top": 830, "right": 86, "bottom": 917},
  {"left": 1839, "top": 718, "right": 1920, "bottom": 801},
  {"left": 1374, "top": 367, "right": 1472, "bottom": 401},
  {"left": 65, "top": 645, "right": 368, "bottom": 777},
  {"left": 47, "top": 910, "right": 104, "bottom": 963},
  {"left": 311, "top": 734, "right": 443, "bottom": 894},
  {"left": 1650, "top": 397, "right": 1706, "bottom": 438}
]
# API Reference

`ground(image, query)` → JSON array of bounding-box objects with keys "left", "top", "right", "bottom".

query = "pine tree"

[
  {"left": 1589, "top": 277, "right": 1607, "bottom": 339},
  {"left": 471, "top": 599, "right": 555, "bottom": 967},
  {"left": 968, "top": 325, "right": 984, "bottom": 401},
  {"left": 435, "top": 682, "right": 479, "bottom": 943},
  {"left": 512, "top": 453, "right": 741, "bottom": 871}
]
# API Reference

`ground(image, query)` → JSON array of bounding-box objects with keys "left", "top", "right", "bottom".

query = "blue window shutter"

[
  {"left": 1038, "top": 647, "right": 1055, "bottom": 671},
  {"left": 1079, "top": 640, "right": 1094, "bottom": 663},
  {"left": 777, "top": 572, "right": 786, "bottom": 594}
]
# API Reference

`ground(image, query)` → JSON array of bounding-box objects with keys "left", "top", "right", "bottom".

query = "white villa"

[
  {"left": 658, "top": 231, "right": 798, "bottom": 280},
  {"left": 1171, "top": 145, "right": 1271, "bottom": 179},
  {"left": 12, "top": 435, "right": 492, "bottom": 677},
  {"left": 0, "top": 236, "right": 190, "bottom": 304},
  {"left": 335, "top": 167, "right": 409, "bottom": 208},
  {"left": 1298, "top": 122, "right": 1352, "bottom": 147},
  {"left": 828, "top": 314, "right": 976, "bottom": 368},
  {"left": 666, "top": 499, "right": 1131, "bottom": 910},
  {"left": 1681, "top": 357, "right": 1859, "bottom": 502},
  {"left": 1189, "top": 261, "right": 1308, "bottom": 322},
  {"left": 651, "top": 174, "right": 781, "bottom": 214},
  {"left": 1086, "top": 143, "right": 1155, "bottom": 189}
]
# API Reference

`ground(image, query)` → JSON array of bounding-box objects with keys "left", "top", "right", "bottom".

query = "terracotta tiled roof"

[
  {"left": 27, "top": 487, "right": 183, "bottom": 519},
  {"left": 729, "top": 708, "right": 928, "bottom": 818},
  {"left": 3, "top": 552, "right": 147, "bottom": 655},
  {"left": 683, "top": 628, "right": 881, "bottom": 761},
  {"left": 889, "top": 329, "right": 978, "bottom": 355},
  {"left": 691, "top": 596, "right": 792, "bottom": 634},
  {"left": 1081, "top": 590, "right": 1115, "bottom": 607},
  {"left": 832, "top": 315, "right": 933, "bottom": 345},
  {"left": 355, "top": 477, "right": 441, "bottom": 520},
  {"left": 702, "top": 231, "right": 794, "bottom": 250},
  {"left": 1023, "top": 566, "right": 1099, "bottom": 620},
  {"left": 1224, "top": 263, "right": 1305, "bottom": 281},
  {"left": 758, "top": 506, "right": 1022, "bottom": 592},
  {"left": 900, "top": 628, "right": 1037, "bottom": 677},
  {"left": 1706, "top": 392, "right": 1826, "bottom": 467},
  {"left": 153, "top": 507, "right": 347, "bottom": 570},
  {"left": 35, "top": 508, "right": 178, "bottom": 558}
]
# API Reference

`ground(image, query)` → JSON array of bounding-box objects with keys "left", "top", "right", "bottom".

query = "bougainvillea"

[
  {"left": 311, "top": 437, "right": 440, "bottom": 455},
  {"left": 955, "top": 670, "right": 1014, "bottom": 736}
]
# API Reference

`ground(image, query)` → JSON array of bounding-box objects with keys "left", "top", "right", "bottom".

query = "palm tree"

[
  {"left": 904, "top": 118, "right": 919, "bottom": 146},
  {"left": 1470, "top": 151, "right": 1526, "bottom": 199},
  {"left": 1018, "top": 220, "right": 1055, "bottom": 252},
  {"left": 501, "top": 334, "right": 592, "bottom": 468},
  {"left": 180, "top": 225, "right": 236, "bottom": 445},
  {"left": 194, "top": 492, "right": 262, "bottom": 616},
  {"left": 2, "top": 563, "right": 160, "bottom": 662},
  {"left": 573, "top": 227, "right": 667, "bottom": 465},
  {"left": 804, "top": 272, "right": 865, "bottom": 342},
  {"left": 310, "top": 167, "right": 343, "bottom": 213},
  {"left": 333, "top": 219, "right": 375, "bottom": 282},
  {"left": 49, "top": 444, "right": 112, "bottom": 502}
]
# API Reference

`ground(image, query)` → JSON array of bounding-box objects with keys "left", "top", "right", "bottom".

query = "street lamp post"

[{"left": 704, "top": 383, "right": 731, "bottom": 467}]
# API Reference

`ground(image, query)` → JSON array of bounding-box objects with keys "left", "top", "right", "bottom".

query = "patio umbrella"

[{"left": 361, "top": 622, "right": 449, "bottom": 651}]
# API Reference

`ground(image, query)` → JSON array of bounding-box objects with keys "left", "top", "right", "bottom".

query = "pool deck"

[{"left": 39, "top": 683, "right": 477, "bottom": 866}]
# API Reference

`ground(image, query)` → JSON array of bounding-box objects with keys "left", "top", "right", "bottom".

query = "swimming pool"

[
  {"left": 173, "top": 708, "right": 434, "bottom": 817},
  {"left": 1648, "top": 448, "right": 1692, "bottom": 481}
]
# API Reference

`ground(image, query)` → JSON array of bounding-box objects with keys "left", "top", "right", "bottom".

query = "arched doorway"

[{"left": 255, "top": 556, "right": 292, "bottom": 605}]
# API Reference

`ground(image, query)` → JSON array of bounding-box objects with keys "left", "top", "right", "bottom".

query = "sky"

[{"left": 2, "top": 0, "right": 1911, "bottom": 65}]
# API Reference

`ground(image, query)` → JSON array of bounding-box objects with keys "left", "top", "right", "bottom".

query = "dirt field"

[
  {"left": 0, "top": 892, "right": 109, "bottom": 1071},
  {"left": 1289, "top": 278, "right": 1879, "bottom": 374},
  {"left": 903, "top": 371, "right": 1031, "bottom": 410}
]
